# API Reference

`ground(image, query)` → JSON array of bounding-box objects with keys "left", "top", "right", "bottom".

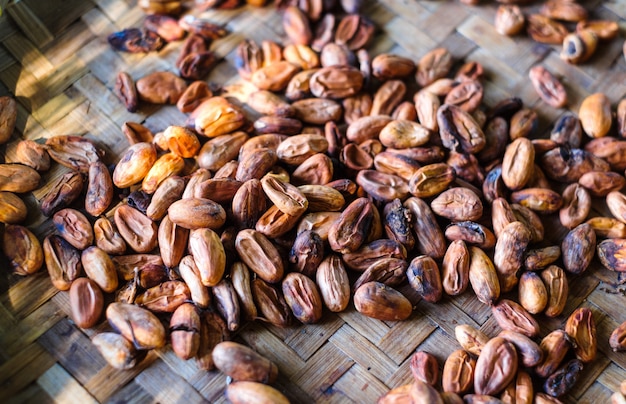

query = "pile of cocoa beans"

[{"left": 1, "top": 0, "right": 626, "bottom": 403}]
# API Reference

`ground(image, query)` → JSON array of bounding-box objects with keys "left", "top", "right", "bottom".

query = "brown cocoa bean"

[
  {"left": 81, "top": 246, "right": 118, "bottom": 293},
  {"left": 610, "top": 321, "right": 626, "bottom": 351},
  {"left": 354, "top": 281, "right": 412, "bottom": 321},
  {"left": 527, "top": 14, "right": 568, "bottom": 44},
  {"left": 440, "top": 240, "right": 470, "bottom": 296},
  {"left": 168, "top": 197, "right": 227, "bottom": 230},
  {"left": 524, "top": 246, "right": 561, "bottom": 271},
  {"left": 445, "top": 221, "right": 495, "bottom": 250},
  {"left": 0, "top": 96, "right": 17, "bottom": 144},
  {"left": 444, "top": 79, "right": 483, "bottom": 113},
  {"left": 85, "top": 162, "right": 113, "bottom": 217},
  {"left": 541, "top": 147, "right": 609, "bottom": 183},
  {"left": 501, "top": 138, "right": 535, "bottom": 191},
  {"left": 282, "top": 5, "right": 312, "bottom": 44},
  {"left": 495, "top": 5, "right": 525, "bottom": 36},
  {"left": 69, "top": 277, "right": 104, "bottom": 329},
  {"left": 289, "top": 229, "right": 324, "bottom": 277},
  {"left": 346, "top": 115, "right": 392, "bottom": 144},
  {"left": 310, "top": 66, "right": 363, "bottom": 99},
  {"left": 598, "top": 238, "right": 626, "bottom": 272},
  {"left": 410, "top": 351, "right": 439, "bottom": 386},
  {"left": 112, "top": 254, "right": 162, "bottom": 281},
  {"left": 297, "top": 211, "right": 341, "bottom": 242},
  {"left": 10, "top": 139, "right": 50, "bottom": 172},
  {"left": 2, "top": 224, "right": 43, "bottom": 276},
  {"left": 135, "top": 280, "right": 190, "bottom": 312},
  {"left": 493, "top": 221, "right": 531, "bottom": 292},
  {"left": 142, "top": 152, "right": 185, "bottom": 194},
  {"left": 106, "top": 302, "right": 166, "bottom": 349},
  {"left": 577, "top": 20, "right": 619, "bottom": 40},
  {"left": 585, "top": 137, "right": 626, "bottom": 172},
  {"left": 114, "top": 72, "right": 138, "bottom": 112},
  {"left": 454, "top": 324, "right": 488, "bottom": 357},
  {"left": 559, "top": 183, "right": 591, "bottom": 229},
  {"left": 374, "top": 151, "right": 421, "bottom": 182},
  {"left": 565, "top": 307, "right": 597, "bottom": 363},
  {"left": 353, "top": 257, "right": 407, "bottom": 291},
  {"left": 579, "top": 93, "right": 612, "bottom": 138},
  {"left": 113, "top": 142, "right": 157, "bottom": 189},
  {"left": 197, "top": 131, "right": 247, "bottom": 171},
  {"left": 226, "top": 381, "right": 289, "bottom": 404},
  {"left": 276, "top": 133, "right": 328, "bottom": 165},
  {"left": 469, "top": 246, "right": 500, "bottom": 305},
  {"left": 528, "top": 66, "right": 567, "bottom": 108},
  {"left": 381, "top": 198, "right": 414, "bottom": 251},
  {"left": 561, "top": 30, "right": 598, "bottom": 64},
  {"left": 511, "top": 204, "right": 544, "bottom": 243},
  {"left": 114, "top": 205, "right": 158, "bottom": 253},
  {"left": 416, "top": 48, "right": 452, "bottom": 87},
  {"left": 247, "top": 90, "right": 295, "bottom": 117},
  {"left": 43, "top": 235, "right": 82, "bottom": 291},
  {"left": 177, "top": 80, "right": 213, "bottom": 113},
  {"left": 404, "top": 197, "right": 446, "bottom": 259},
  {"left": 251, "top": 61, "right": 301, "bottom": 92},
  {"left": 335, "top": 14, "right": 374, "bottom": 50},
  {"left": 431, "top": 187, "right": 483, "bottom": 222},
  {"left": 586, "top": 216, "right": 626, "bottom": 238},
  {"left": 328, "top": 197, "right": 376, "bottom": 253},
  {"left": 92, "top": 332, "right": 137, "bottom": 370},
  {"left": 46, "top": 135, "right": 102, "bottom": 173},
  {"left": 53, "top": 208, "right": 93, "bottom": 250},
  {"left": 407, "top": 255, "right": 442, "bottom": 303},
  {"left": 442, "top": 349, "right": 476, "bottom": 394},
  {"left": 561, "top": 223, "right": 596, "bottom": 274},
  {"left": 541, "top": 0, "right": 587, "bottom": 21},
  {"left": 544, "top": 359, "right": 583, "bottom": 397},
  {"left": 0, "top": 163, "right": 40, "bottom": 193},
  {"left": 212, "top": 278, "right": 241, "bottom": 331},
  {"left": 551, "top": 114, "right": 582, "bottom": 148},
  {"left": 579, "top": 171, "right": 626, "bottom": 197},
  {"left": 437, "top": 104, "right": 486, "bottom": 154},
  {"left": 539, "top": 265, "right": 568, "bottom": 318},
  {"left": 316, "top": 254, "right": 350, "bottom": 312},
  {"left": 492, "top": 299, "right": 540, "bottom": 338},
  {"left": 510, "top": 188, "right": 563, "bottom": 214},
  {"left": 379, "top": 120, "right": 430, "bottom": 150},
  {"left": 236, "top": 229, "right": 284, "bottom": 283},
  {"left": 178, "top": 255, "right": 211, "bottom": 308},
  {"left": 518, "top": 271, "right": 548, "bottom": 315},
  {"left": 536, "top": 330, "right": 571, "bottom": 378},
  {"left": 188, "top": 228, "right": 226, "bottom": 287},
  {"left": 169, "top": 303, "right": 201, "bottom": 360},
  {"left": 498, "top": 330, "right": 543, "bottom": 368},
  {"left": 231, "top": 261, "right": 257, "bottom": 320},
  {"left": 163, "top": 126, "right": 201, "bottom": 158},
  {"left": 372, "top": 53, "right": 415, "bottom": 80},
  {"left": 371, "top": 80, "right": 406, "bottom": 116},
  {"left": 108, "top": 27, "right": 164, "bottom": 53},
  {"left": 261, "top": 176, "right": 308, "bottom": 216},
  {"left": 136, "top": 71, "right": 187, "bottom": 104},
  {"left": 282, "top": 272, "right": 323, "bottom": 324},
  {"left": 235, "top": 39, "right": 263, "bottom": 80},
  {"left": 252, "top": 278, "right": 292, "bottom": 326},
  {"left": 474, "top": 337, "right": 518, "bottom": 396},
  {"left": 191, "top": 96, "right": 246, "bottom": 137},
  {"left": 482, "top": 166, "right": 508, "bottom": 204}
]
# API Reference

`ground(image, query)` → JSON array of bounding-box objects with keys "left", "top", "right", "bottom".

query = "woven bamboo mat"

[{"left": 1, "top": 0, "right": 626, "bottom": 403}]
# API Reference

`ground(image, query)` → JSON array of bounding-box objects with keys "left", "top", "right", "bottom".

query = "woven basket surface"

[{"left": 1, "top": 0, "right": 626, "bottom": 403}]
